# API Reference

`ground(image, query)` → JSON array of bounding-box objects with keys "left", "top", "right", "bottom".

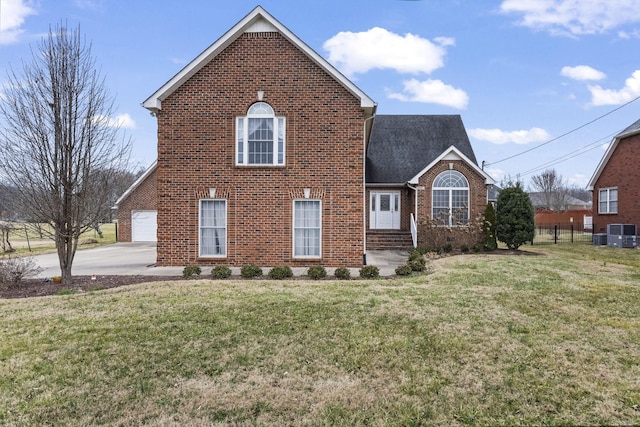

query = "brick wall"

[
  {"left": 116, "top": 168, "right": 158, "bottom": 242},
  {"left": 592, "top": 134, "right": 640, "bottom": 233},
  {"left": 155, "top": 32, "right": 366, "bottom": 267}
]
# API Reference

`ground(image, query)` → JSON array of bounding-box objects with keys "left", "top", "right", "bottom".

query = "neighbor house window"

[
  {"left": 598, "top": 187, "right": 618, "bottom": 214},
  {"left": 432, "top": 170, "right": 469, "bottom": 226},
  {"left": 199, "top": 199, "right": 226, "bottom": 257},
  {"left": 236, "top": 102, "right": 285, "bottom": 166},
  {"left": 293, "top": 200, "right": 321, "bottom": 258}
]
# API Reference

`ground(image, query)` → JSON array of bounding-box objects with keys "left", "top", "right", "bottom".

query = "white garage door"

[{"left": 131, "top": 210, "right": 157, "bottom": 242}]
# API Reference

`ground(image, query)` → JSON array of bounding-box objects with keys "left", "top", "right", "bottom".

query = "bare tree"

[
  {"left": 529, "top": 168, "right": 569, "bottom": 211},
  {"left": 0, "top": 23, "right": 131, "bottom": 284}
]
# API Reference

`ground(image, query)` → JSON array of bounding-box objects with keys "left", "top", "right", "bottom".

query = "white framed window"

[
  {"left": 432, "top": 170, "right": 469, "bottom": 226},
  {"left": 293, "top": 200, "right": 321, "bottom": 258},
  {"left": 236, "top": 102, "right": 285, "bottom": 166},
  {"left": 199, "top": 199, "right": 227, "bottom": 257},
  {"left": 598, "top": 187, "right": 618, "bottom": 214}
]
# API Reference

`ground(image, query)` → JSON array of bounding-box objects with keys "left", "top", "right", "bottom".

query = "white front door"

[{"left": 370, "top": 191, "right": 401, "bottom": 229}]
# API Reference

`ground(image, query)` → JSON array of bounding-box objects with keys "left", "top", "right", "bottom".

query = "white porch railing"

[{"left": 410, "top": 213, "right": 418, "bottom": 248}]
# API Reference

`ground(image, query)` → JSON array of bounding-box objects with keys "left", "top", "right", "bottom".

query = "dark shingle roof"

[
  {"left": 617, "top": 117, "right": 640, "bottom": 138},
  {"left": 366, "top": 115, "right": 477, "bottom": 184}
]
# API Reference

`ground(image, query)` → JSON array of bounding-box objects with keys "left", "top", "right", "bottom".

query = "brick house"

[
  {"left": 587, "top": 117, "right": 640, "bottom": 234},
  {"left": 115, "top": 6, "right": 495, "bottom": 267}
]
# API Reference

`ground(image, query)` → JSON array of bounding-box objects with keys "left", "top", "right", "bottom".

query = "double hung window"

[
  {"left": 236, "top": 102, "right": 285, "bottom": 166},
  {"left": 598, "top": 187, "right": 618, "bottom": 214},
  {"left": 293, "top": 200, "right": 321, "bottom": 258},
  {"left": 199, "top": 199, "right": 227, "bottom": 257}
]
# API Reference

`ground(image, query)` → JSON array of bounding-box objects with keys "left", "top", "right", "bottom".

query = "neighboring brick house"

[
  {"left": 116, "top": 6, "right": 495, "bottom": 267},
  {"left": 587, "top": 117, "right": 640, "bottom": 234}
]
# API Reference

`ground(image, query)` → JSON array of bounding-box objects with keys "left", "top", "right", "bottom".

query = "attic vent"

[{"left": 243, "top": 32, "right": 280, "bottom": 39}]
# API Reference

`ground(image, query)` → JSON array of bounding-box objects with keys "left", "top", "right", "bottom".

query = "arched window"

[
  {"left": 432, "top": 170, "right": 469, "bottom": 226},
  {"left": 236, "top": 102, "right": 285, "bottom": 165}
]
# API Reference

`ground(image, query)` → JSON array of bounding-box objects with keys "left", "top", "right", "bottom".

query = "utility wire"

[
  {"left": 518, "top": 131, "right": 618, "bottom": 177},
  {"left": 485, "top": 94, "right": 640, "bottom": 167},
  {"left": 519, "top": 139, "right": 609, "bottom": 177}
]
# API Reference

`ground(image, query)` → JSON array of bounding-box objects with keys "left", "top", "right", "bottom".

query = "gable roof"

[
  {"left": 142, "top": 6, "right": 376, "bottom": 115},
  {"left": 587, "top": 117, "right": 640, "bottom": 190},
  {"left": 528, "top": 192, "right": 591, "bottom": 209},
  {"left": 114, "top": 161, "right": 157, "bottom": 208},
  {"left": 366, "top": 115, "right": 493, "bottom": 185}
]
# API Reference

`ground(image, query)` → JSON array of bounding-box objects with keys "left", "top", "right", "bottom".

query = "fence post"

[
  {"left": 554, "top": 225, "right": 558, "bottom": 244},
  {"left": 570, "top": 224, "right": 574, "bottom": 243}
]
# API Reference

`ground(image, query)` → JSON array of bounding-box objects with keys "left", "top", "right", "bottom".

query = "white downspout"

[{"left": 407, "top": 182, "right": 419, "bottom": 218}]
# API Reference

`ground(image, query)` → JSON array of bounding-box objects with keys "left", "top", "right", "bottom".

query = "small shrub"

[
  {"left": 211, "top": 265, "right": 232, "bottom": 279},
  {"left": 307, "top": 266, "right": 327, "bottom": 280},
  {"left": 408, "top": 249, "right": 423, "bottom": 261},
  {"left": 443, "top": 243, "right": 453, "bottom": 253},
  {"left": 460, "top": 244, "right": 469, "bottom": 253},
  {"left": 268, "top": 266, "right": 293, "bottom": 280},
  {"left": 334, "top": 267, "right": 351, "bottom": 280},
  {"left": 0, "top": 255, "right": 43, "bottom": 288},
  {"left": 395, "top": 264, "right": 413, "bottom": 276},
  {"left": 79, "top": 237, "right": 98, "bottom": 245},
  {"left": 241, "top": 264, "right": 263, "bottom": 279},
  {"left": 182, "top": 265, "right": 202, "bottom": 279},
  {"left": 408, "top": 258, "right": 426, "bottom": 272},
  {"left": 359, "top": 265, "right": 380, "bottom": 279},
  {"left": 473, "top": 244, "right": 482, "bottom": 253}
]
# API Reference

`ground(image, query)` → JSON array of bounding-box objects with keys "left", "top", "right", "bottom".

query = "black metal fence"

[{"left": 532, "top": 223, "right": 592, "bottom": 245}]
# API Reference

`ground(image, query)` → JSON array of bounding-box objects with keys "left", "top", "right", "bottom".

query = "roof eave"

[
  {"left": 142, "top": 6, "right": 375, "bottom": 112},
  {"left": 114, "top": 160, "right": 158, "bottom": 207},
  {"left": 407, "top": 145, "right": 496, "bottom": 185},
  {"left": 586, "top": 135, "right": 621, "bottom": 190}
]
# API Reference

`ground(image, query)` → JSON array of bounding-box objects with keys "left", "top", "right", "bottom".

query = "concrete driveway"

[
  {"left": 33, "top": 242, "right": 182, "bottom": 278},
  {"left": 32, "top": 243, "right": 408, "bottom": 278}
]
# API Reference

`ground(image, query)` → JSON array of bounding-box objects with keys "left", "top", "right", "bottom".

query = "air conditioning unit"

[
  {"left": 622, "top": 235, "right": 638, "bottom": 248},
  {"left": 607, "top": 224, "right": 637, "bottom": 248},
  {"left": 592, "top": 233, "right": 607, "bottom": 246}
]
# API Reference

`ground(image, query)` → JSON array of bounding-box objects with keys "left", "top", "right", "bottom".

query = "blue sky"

[{"left": 2, "top": 0, "right": 640, "bottom": 189}]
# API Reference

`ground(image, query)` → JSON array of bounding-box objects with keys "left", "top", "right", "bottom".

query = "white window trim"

[
  {"left": 292, "top": 199, "right": 322, "bottom": 259},
  {"left": 199, "top": 199, "right": 227, "bottom": 258},
  {"left": 598, "top": 187, "right": 618, "bottom": 214},
  {"left": 432, "top": 170, "right": 470, "bottom": 227},
  {"left": 236, "top": 102, "right": 285, "bottom": 166}
]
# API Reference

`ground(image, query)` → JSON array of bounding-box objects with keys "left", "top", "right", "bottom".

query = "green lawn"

[
  {"left": 1, "top": 244, "right": 639, "bottom": 426},
  {"left": 3, "top": 223, "right": 117, "bottom": 255}
]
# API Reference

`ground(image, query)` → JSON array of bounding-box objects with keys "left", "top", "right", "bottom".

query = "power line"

[
  {"left": 518, "top": 132, "right": 615, "bottom": 177},
  {"left": 485, "top": 94, "right": 640, "bottom": 167}
]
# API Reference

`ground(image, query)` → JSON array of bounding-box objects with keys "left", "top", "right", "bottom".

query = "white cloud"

[
  {"left": 618, "top": 29, "right": 640, "bottom": 39},
  {"left": 388, "top": 79, "right": 469, "bottom": 109},
  {"left": 486, "top": 168, "right": 506, "bottom": 183},
  {"left": 74, "top": 0, "right": 104, "bottom": 12},
  {"left": 561, "top": 65, "right": 606, "bottom": 81},
  {"left": 94, "top": 113, "right": 136, "bottom": 129},
  {"left": 323, "top": 27, "right": 451, "bottom": 76},
  {"left": 567, "top": 173, "right": 588, "bottom": 186},
  {"left": 500, "top": 0, "right": 640, "bottom": 36},
  {"left": 0, "top": 0, "right": 37, "bottom": 45},
  {"left": 588, "top": 69, "right": 640, "bottom": 105},
  {"left": 468, "top": 127, "right": 551, "bottom": 145}
]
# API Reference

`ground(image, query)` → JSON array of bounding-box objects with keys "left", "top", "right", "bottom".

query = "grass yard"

[
  {"left": 3, "top": 223, "right": 117, "bottom": 255},
  {"left": 1, "top": 244, "right": 639, "bottom": 426}
]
